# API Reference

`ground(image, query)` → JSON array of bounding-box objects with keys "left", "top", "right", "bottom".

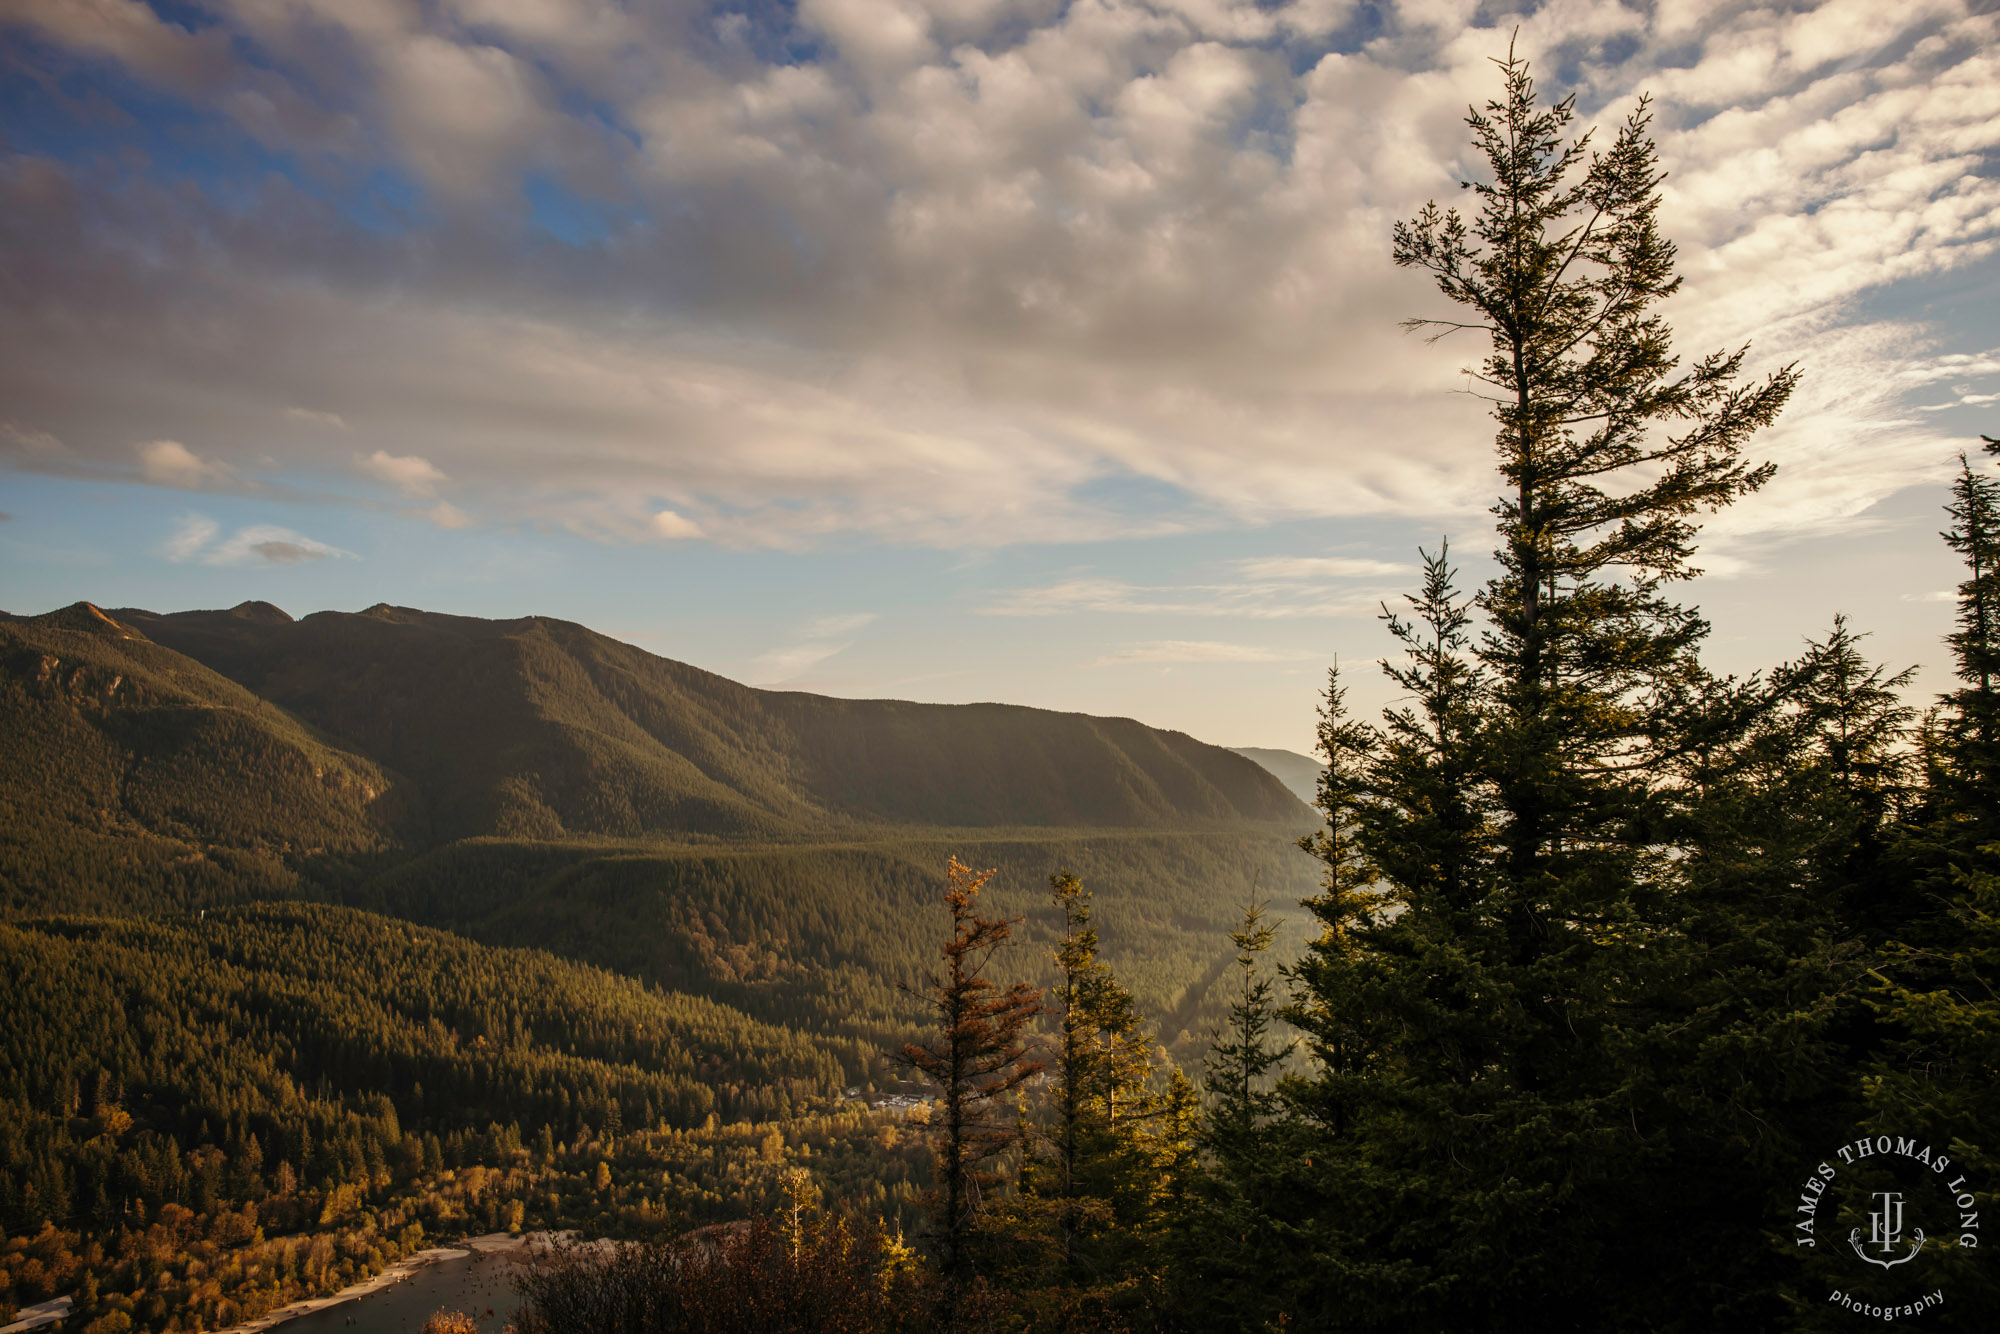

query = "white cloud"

[
  {"left": 650, "top": 509, "right": 705, "bottom": 540},
  {"left": 159, "top": 515, "right": 349, "bottom": 563},
  {"left": 1903, "top": 590, "right": 1955, "bottom": 603},
  {"left": 1084, "top": 639, "right": 1313, "bottom": 665},
  {"left": 1918, "top": 393, "right": 2000, "bottom": 412},
  {"left": 424, "top": 500, "right": 473, "bottom": 529},
  {"left": 204, "top": 524, "right": 354, "bottom": 564},
  {"left": 1894, "top": 353, "right": 2000, "bottom": 387},
  {"left": 139, "top": 440, "right": 231, "bottom": 488},
  {"left": 286, "top": 406, "right": 347, "bottom": 427},
  {"left": 1234, "top": 556, "right": 1416, "bottom": 580},
  {"left": 748, "top": 612, "right": 878, "bottom": 684},
  {"left": 161, "top": 514, "right": 220, "bottom": 562},
  {"left": 162, "top": 517, "right": 353, "bottom": 564},
  {"left": 358, "top": 449, "right": 448, "bottom": 497},
  {"left": 982, "top": 576, "right": 1378, "bottom": 618}
]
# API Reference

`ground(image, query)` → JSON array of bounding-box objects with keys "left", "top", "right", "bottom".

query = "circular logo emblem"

[{"left": 1792, "top": 1133, "right": 1981, "bottom": 1320}]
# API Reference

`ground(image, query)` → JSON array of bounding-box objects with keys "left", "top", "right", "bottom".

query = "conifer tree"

[
  {"left": 1391, "top": 45, "right": 1795, "bottom": 1049},
  {"left": 1933, "top": 445, "right": 2000, "bottom": 843},
  {"left": 1857, "top": 435, "right": 2000, "bottom": 1326},
  {"left": 1030, "top": 871, "right": 1153, "bottom": 1279},
  {"left": 899, "top": 857, "right": 1042, "bottom": 1281},
  {"left": 1171, "top": 898, "right": 1298, "bottom": 1332},
  {"left": 1273, "top": 47, "right": 1802, "bottom": 1329},
  {"left": 1206, "top": 897, "right": 1282, "bottom": 1144}
]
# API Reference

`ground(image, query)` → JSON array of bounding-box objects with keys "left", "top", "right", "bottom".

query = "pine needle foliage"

[
  {"left": 1934, "top": 445, "right": 2000, "bottom": 843},
  {"left": 1032, "top": 871, "right": 1154, "bottom": 1279},
  {"left": 899, "top": 858, "right": 1043, "bottom": 1280},
  {"left": 1274, "top": 48, "right": 1811, "bottom": 1329}
]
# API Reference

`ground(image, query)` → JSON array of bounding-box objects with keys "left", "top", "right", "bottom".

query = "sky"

[{"left": 2, "top": 0, "right": 1996, "bottom": 754}]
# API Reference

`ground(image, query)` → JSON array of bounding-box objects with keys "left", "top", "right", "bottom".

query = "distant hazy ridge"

[{"left": 1228, "top": 746, "right": 1323, "bottom": 807}]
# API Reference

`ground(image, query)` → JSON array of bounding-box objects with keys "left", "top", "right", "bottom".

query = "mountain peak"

[
  {"left": 359, "top": 603, "right": 427, "bottom": 623},
  {"left": 31, "top": 601, "right": 150, "bottom": 640},
  {"left": 229, "top": 600, "right": 294, "bottom": 624}
]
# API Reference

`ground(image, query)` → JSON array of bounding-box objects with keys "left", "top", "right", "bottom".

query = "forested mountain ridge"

[
  {"left": 357, "top": 827, "right": 1319, "bottom": 1050},
  {"left": 116, "top": 601, "right": 1307, "bottom": 841},
  {"left": 2, "top": 595, "right": 1316, "bottom": 1064},
  {"left": 0, "top": 605, "right": 417, "bottom": 916},
  {"left": 1, "top": 600, "right": 1310, "bottom": 923}
]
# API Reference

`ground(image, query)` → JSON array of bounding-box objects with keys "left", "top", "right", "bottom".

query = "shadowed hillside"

[
  {"left": 0, "top": 602, "right": 1323, "bottom": 1330},
  {"left": 119, "top": 602, "right": 1307, "bottom": 843},
  {"left": 0, "top": 605, "right": 418, "bottom": 915},
  {"left": 3, "top": 599, "right": 1318, "bottom": 1058}
]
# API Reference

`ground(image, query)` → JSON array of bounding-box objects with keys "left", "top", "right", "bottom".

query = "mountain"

[
  {"left": 1231, "top": 746, "right": 1325, "bottom": 807},
  {"left": 114, "top": 602, "right": 1308, "bottom": 843},
  {"left": 2, "top": 601, "right": 1319, "bottom": 1042},
  {"left": 0, "top": 604, "right": 415, "bottom": 916}
]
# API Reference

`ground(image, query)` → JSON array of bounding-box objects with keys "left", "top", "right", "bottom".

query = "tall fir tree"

[
  {"left": 1022, "top": 871, "right": 1155, "bottom": 1281},
  {"left": 1206, "top": 897, "right": 1283, "bottom": 1147},
  {"left": 1173, "top": 896, "right": 1305, "bottom": 1333},
  {"left": 899, "top": 857, "right": 1043, "bottom": 1284},
  {"left": 1272, "top": 47, "right": 1804, "bottom": 1330},
  {"left": 1931, "top": 445, "right": 2000, "bottom": 846},
  {"left": 1853, "top": 435, "right": 2000, "bottom": 1329},
  {"left": 995, "top": 873, "right": 1196, "bottom": 1330}
]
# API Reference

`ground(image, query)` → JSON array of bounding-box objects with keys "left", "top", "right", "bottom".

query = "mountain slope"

[
  {"left": 0, "top": 605, "right": 415, "bottom": 915},
  {"left": 120, "top": 602, "right": 1307, "bottom": 841},
  {"left": 356, "top": 827, "right": 1320, "bottom": 1050},
  {"left": 1231, "top": 746, "right": 1325, "bottom": 807},
  {"left": 2, "top": 600, "right": 1320, "bottom": 1058}
]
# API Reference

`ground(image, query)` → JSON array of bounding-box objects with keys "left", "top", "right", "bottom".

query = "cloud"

[
  {"left": 423, "top": 501, "right": 472, "bottom": 529},
  {"left": 162, "top": 516, "right": 353, "bottom": 565},
  {"left": 1234, "top": 556, "right": 1416, "bottom": 580},
  {"left": 1895, "top": 353, "right": 2000, "bottom": 387},
  {"left": 1918, "top": 393, "right": 2000, "bottom": 412},
  {"left": 161, "top": 513, "right": 220, "bottom": 561},
  {"left": 2, "top": 1, "right": 1997, "bottom": 552},
  {"left": 1084, "top": 639, "right": 1314, "bottom": 666},
  {"left": 651, "top": 509, "right": 705, "bottom": 540},
  {"left": 207, "top": 525, "right": 353, "bottom": 564},
  {"left": 138, "top": 440, "right": 231, "bottom": 488},
  {"left": 357, "top": 450, "right": 448, "bottom": 497},
  {"left": 981, "top": 577, "right": 1378, "bottom": 619},
  {"left": 1, "top": 421, "right": 64, "bottom": 455},
  {"left": 1902, "top": 590, "right": 1956, "bottom": 603},
  {"left": 748, "top": 612, "right": 877, "bottom": 683}
]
